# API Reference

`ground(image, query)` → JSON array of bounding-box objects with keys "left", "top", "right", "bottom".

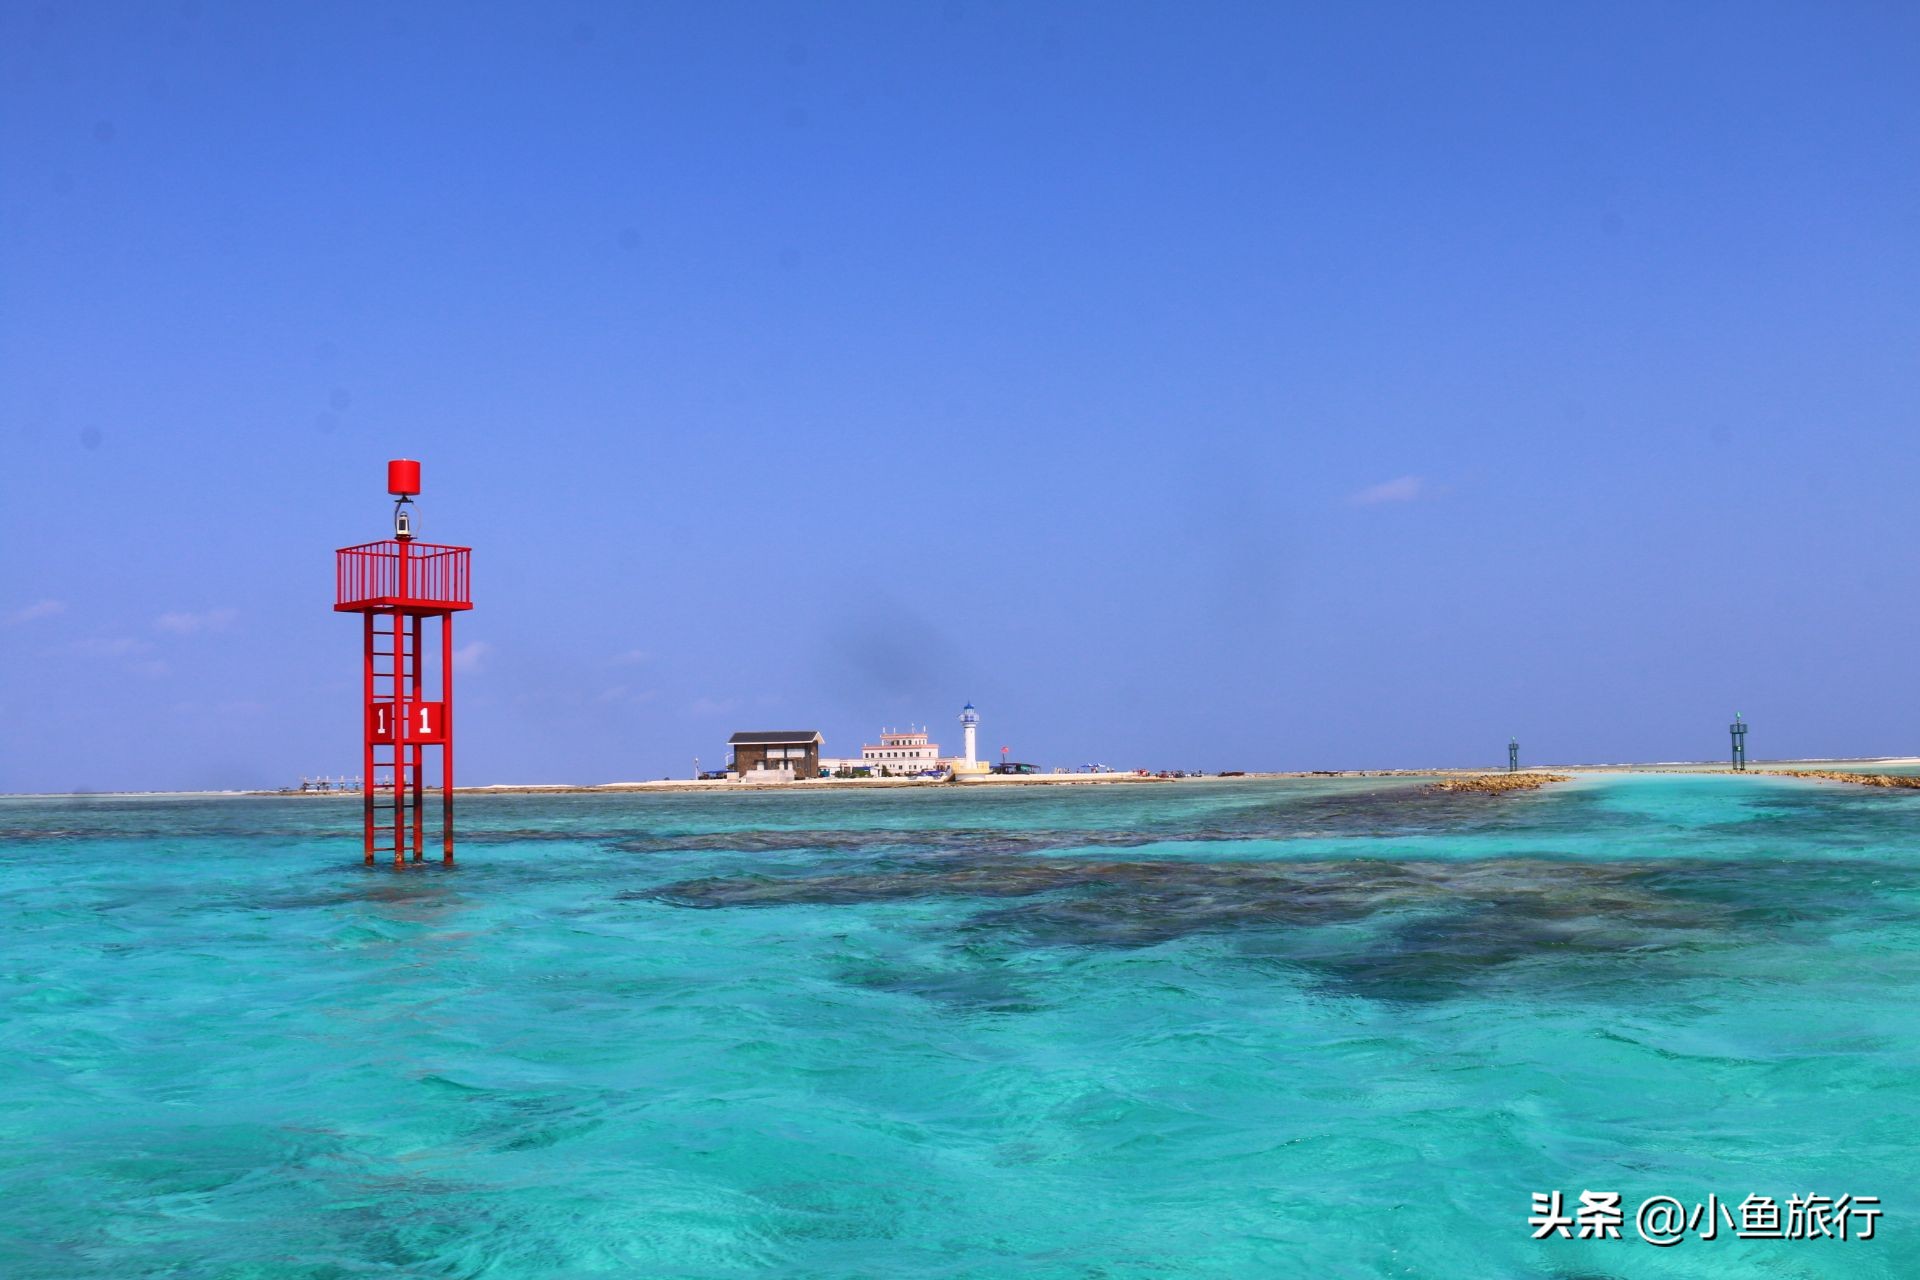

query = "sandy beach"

[
  {"left": 197, "top": 756, "right": 1920, "bottom": 800},
  {"left": 10, "top": 759, "right": 1915, "bottom": 803}
]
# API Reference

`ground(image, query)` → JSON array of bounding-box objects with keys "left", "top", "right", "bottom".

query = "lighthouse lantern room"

[{"left": 335, "top": 460, "right": 472, "bottom": 864}]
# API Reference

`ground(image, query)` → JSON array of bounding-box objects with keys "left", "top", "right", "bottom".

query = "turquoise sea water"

[{"left": 3, "top": 774, "right": 1917, "bottom": 1278}]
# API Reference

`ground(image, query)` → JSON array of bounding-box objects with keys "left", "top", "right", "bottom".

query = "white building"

[{"left": 863, "top": 727, "right": 942, "bottom": 774}]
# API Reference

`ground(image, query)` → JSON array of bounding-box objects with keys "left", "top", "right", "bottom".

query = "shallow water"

[{"left": 2, "top": 775, "right": 1916, "bottom": 1278}]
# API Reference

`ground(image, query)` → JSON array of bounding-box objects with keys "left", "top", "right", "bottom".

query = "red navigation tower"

[{"left": 335, "top": 460, "right": 473, "bottom": 865}]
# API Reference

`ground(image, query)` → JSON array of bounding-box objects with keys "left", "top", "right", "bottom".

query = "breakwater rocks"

[
  {"left": 1764, "top": 770, "right": 1920, "bottom": 790},
  {"left": 1430, "top": 772, "right": 1571, "bottom": 795}
]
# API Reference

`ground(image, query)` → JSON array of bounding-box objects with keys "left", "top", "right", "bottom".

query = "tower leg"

[
  {"left": 442, "top": 614, "right": 455, "bottom": 864},
  {"left": 393, "top": 613, "right": 406, "bottom": 867},
  {"left": 411, "top": 615, "right": 424, "bottom": 862},
  {"left": 362, "top": 611, "right": 375, "bottom": 865}
]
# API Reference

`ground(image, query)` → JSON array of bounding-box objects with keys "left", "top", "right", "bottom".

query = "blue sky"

[{"left": 4, "top": 2, "right": 1919, "bottom": 790}]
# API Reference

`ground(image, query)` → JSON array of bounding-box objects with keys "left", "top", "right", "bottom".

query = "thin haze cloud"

[
  {"left": 1349, "top": 476, "right": 1427, "bottom": 506},
  {"left": 155, "top": 608, "right": 238, "bottom": 635},
  {"left": 71, "top": 636, "right": 154, "bottom": 657},
  {"left": 452, "top": 640, "right": 491, "bottom": 674},
  {"left": 6, "top": 600, "right": 67, "bottom": 625}
]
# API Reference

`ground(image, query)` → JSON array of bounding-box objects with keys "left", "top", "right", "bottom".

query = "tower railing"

[{"left": 336, "top": 540, "right": 472, "bottom": 612}]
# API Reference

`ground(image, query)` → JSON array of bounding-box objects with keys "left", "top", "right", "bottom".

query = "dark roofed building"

[{"left": 727, "top": 730, "right": 823, "bottom": 780}]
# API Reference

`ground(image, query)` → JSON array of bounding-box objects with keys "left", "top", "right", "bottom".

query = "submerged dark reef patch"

[{"left": 648, "top": 853, "right": 1914, "bottom": 1004}]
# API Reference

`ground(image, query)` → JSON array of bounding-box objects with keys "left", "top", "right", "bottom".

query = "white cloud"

[
  {"left": 172, "top": 699, "right": 265, "bottom": 715},
  {"left": 73, "top": 636, "right": 155, "bottom": 657},
  {"left": 689, "top": 696, "right": 742, "bottom": 717},
  {"left": 452, "top": 640, "right": 491, "bottom": 674},
  {"left": 155, "top": 608, "right": 237, "bottom": 635},
  {"left": 609, "top": 648, "right": 652, "bottom": 666},
  {"left": 6, "top": 599, "right": 66, "bottom": 625},
  {"left": 1349, "top": 475, "right": 1427, "bottom": 506},
  {"left": 597, "top": 684, "right": 659, "bottom": 705},
  {"left": 69, "top": 636, "right": 168, "bottom": 677}
]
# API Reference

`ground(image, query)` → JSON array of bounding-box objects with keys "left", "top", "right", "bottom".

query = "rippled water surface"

[{"left": 3, "top": 774, "right": 1917, "bottom": 1278}]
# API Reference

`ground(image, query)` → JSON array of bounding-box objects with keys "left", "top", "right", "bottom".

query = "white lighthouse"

[{"left": 959, "top": 700, "right": 981, "bottom": 771}]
